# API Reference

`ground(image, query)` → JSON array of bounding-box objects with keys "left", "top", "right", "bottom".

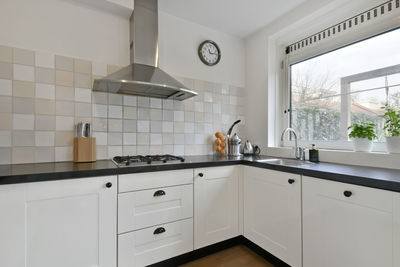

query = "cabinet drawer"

[
  {"left": 118, "top": 184, "right": 193, "bottom": 233},
  {"left": 118, "top": 218, "right": 193, "bottom": 267},
  {"left": 194, "top": 165, "right": 239, "bottom": 180},
  {"left": 119, "top": 169, "right": 193, "bottom": 193},
  {"left": 303, "top": 176, "right": 393, "bottom": 212}
]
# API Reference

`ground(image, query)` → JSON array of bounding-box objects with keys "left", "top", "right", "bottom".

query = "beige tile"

[
  {"left": 13, "top": 114, "right": 34, "bottom": 130},
  {"left": 0, "top": 62, "right": 12, "bottom": 79},
  {"left": 55, "top": 146, "right": 73, "bottom": 162},
  {"left": 93, "top": 117, "right": 108, "bottom": 131},
  {"left": 13, "top": 97, "right": 35, "bottom": 114},
  {"left": 36, "top": 67, "right": 55, "bottom": 84},
  {"left": 56, "top": 86, "right": 74, "bottom": 101},
  {"left": 55, "top": 55, "right": 73, "bottom": 71},
  {"left": 107, "top": 64, "right": 123, "bottom": 75},
  {"left": 13, "top": 48, "right": 35, "bottom": 66},
  {"left": 35, "top": 147, "right": 55, "bottom": 163},
  {"left": 55, "top": 131, "right": 74, "bottom": 146},
  {"left": 75, "top": 102, "right": 92, "bottom": 117},
  {"left": 74, "top": 73, "right": 91, "bottom": 88},
  {"left": 0, "top": 96, "right": 12, "bottom": 113},
  {"left": 13, "top": 81, "right": 34, "bottom": 98},
  {"left": 92, "top": 91, "right": 108, "bottom": 104},
  {"left": 74, "top": 59, "right": 91, "bottom": 74},
  {"left": 35, "top": 131, "right": 55, "bottom": 146},
  {"left": 0, "top": 130, "right": 11, "bottom": 147},
  {"left": 56, "top": 70, "right": 73, "bottom": 86},
  {"left": 13, "top": 130, "right": 35, "bottom": 146},
  {"left": 35, "top": 99, "right": 55, "bottom": 115},
  {"left": 13, "top": 64, "right": 34, "bottom": 82},
  {"left": 96, "top": 145, "right": 108, "bottom": 160},
  {"left": 35, "top": 115, "right": 55, "bottom": 130},
  {"left": 0, "top": 113, "right": 12, "bottom": 130},
  {"left": 0, "top": 46, "right": 12, "bottom": 63},
  {"left": 0, "top": 147, "right": 11, "bottom": 164},
  {"left": 56, "top": 101, "right": 74, "bottom": 116},
  {"left": 108, "top": 118, "right": 122, "bottom": 132},
  {"left": 12, "top": 147, "right": 35, "bottom": 164}
]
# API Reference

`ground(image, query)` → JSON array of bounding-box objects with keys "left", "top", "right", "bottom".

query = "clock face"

[{"left": 198, "top": 40, "right": 221, "bottom": 66}]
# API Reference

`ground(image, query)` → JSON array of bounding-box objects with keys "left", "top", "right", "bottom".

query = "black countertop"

[{"left": 0, "top": 155, "right": 400, "bottom": 192}]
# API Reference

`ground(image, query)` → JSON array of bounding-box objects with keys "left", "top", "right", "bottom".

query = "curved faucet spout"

[{"left": 281, "top": 128, "right": 300, "bottom": 159}]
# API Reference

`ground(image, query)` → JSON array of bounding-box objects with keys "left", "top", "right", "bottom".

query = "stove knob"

[{"left": 163, "top": 160, "right": 167, "bottom": 163}]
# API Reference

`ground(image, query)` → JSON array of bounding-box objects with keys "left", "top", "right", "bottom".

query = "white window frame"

[{"left": 278, "top": 6, "right": 400, "bottom": 152}]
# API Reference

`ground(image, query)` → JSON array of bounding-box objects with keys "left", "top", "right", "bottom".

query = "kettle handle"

[{"left": 254, "top": 146, "right": 261, "bottom": 155}]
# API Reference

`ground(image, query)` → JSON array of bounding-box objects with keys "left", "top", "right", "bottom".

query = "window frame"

[{"left": 279, "top": 22, "right": 400, "bottom": 152}]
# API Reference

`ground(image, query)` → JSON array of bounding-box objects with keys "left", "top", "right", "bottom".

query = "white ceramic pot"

[
  {"left": 352, "top": 138, "right": 373, "bottom": 152},
  {"left": 386, "top": 136, "right": 400, "bottom": 154}
]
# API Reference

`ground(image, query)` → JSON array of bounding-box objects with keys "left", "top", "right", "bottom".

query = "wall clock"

[{"left": 198, "top": 40, "right": 221, "bottom": 66}]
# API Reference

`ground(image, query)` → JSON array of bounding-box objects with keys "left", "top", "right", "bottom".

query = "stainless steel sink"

[{"left": 255, "top": 158, "right": 315, "bottom": 167}]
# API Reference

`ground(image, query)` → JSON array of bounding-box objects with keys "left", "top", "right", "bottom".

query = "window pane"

[{"left": 290, "top": 27, "right": 400, "bottom": 142}]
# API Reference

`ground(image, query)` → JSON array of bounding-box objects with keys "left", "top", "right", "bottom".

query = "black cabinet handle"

[
  {"left": 343, "top": 190, "right": 352, "bottom": 197},
  {"left": 106, "top": 182, "right": 112, "bottom": 188},
  {"left": 153, "top": 227, "right": 166, "bottom": 235},
  {"left": 153, "top": 190, "right": 166, "bottom": 197},
  {"left": 198, "top": 173, "right": 204, "bottom": 177},
  {"left": 288, "top": 179, "right": 295, "bottom": 184}
]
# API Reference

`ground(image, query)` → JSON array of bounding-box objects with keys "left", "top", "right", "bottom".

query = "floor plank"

[{"left": 179, "top": 245, "right": 275, "bottom": 267}]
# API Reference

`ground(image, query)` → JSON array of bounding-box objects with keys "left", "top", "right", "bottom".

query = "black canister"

[{"left": 309, "top": 144, "right": 319, "bottom": 163}]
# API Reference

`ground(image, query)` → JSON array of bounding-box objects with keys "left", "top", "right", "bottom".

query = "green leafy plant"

[
  {"left": 347, "top": 122, "right": 377, "bottom": 141},
  {"left": 381, "top": 105, "right": 400, "bottom": 136}
]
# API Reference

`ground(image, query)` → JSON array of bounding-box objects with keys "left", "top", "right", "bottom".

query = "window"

[{"left": 290, "top": 27, "right": 400, "bottom": 143}]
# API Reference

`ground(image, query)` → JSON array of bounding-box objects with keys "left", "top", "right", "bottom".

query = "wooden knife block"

[{"left": 73, "top": 137, "right": 96, "bottom": 163}]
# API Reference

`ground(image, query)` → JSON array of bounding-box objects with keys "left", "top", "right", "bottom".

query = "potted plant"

[
  {"left": 382, "top": 105, "right": 400, "bottom": 153},
  {"left": 347, "top": 122, "right": 377, "bottom": 152}
]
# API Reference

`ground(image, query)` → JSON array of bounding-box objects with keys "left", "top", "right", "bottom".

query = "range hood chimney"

[{"left": 92, "top": 0, "right": 197, "bottom": 101}]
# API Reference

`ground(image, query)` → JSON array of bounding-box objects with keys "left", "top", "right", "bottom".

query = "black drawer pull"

[
  {"left": 153, "top": 190, "right": 166, "bottom": 197},
  {"left": 343, "top": 190, "right": 352, "bottom": 197},
  {"left": 106, "top": 182, "right": 112, "bottom": 188},
  {"left": 153, "top": 227, "right": 166, "bottom": 235},
  {"left": 198, "top": 173, "right": 204, "bottom": 177},
  {"left": 288, "top": 179, "right": 295, "bottom": 184}
]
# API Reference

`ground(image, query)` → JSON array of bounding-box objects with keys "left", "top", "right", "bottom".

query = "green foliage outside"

[
  {"left": 382, "top": 105, "right": 400, "bottom": 136},
  {"left": 347, "top": 122, "right": 377, "bottom": 141}
]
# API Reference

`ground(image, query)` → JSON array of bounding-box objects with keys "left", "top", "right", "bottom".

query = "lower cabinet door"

[
  {"left": 303, "top": 176, "right": 394, "bottom": 267},
  {"left": 243, "top": 166, "right": 302, "bottom": 267},
  {"left": 194, "top": 166, "right": 239, "bottom": 249},
  {"left": 0, "top": 176, "right": 117, "bottom": 267},
  {"left": 118, "top": 218, "right": 193, "bottom": 267}
]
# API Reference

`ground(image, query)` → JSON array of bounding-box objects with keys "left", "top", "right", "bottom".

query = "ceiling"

[{"left": 158, "top": 0, "right": 308, "bottom": 38}]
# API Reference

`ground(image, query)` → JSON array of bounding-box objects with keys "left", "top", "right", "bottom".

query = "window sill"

[{"left": 266, "top": 146, "right": 400, "bottom": 170}]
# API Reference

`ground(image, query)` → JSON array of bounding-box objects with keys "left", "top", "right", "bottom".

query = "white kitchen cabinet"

[
  {"left": 243, "top": 166, "right": 302, "bottom": 267},
  {"left": 303, "top": 176, "right": 396, "bottom": 267},
  {"left": 194, "top": 166, "right": 240, "bottom": 249},
  {"left": 0, "top": 176, "right": 117, "bottom": 267}
]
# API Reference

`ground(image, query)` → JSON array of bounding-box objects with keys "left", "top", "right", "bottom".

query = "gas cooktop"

[{"left": 112, "top": 154, "right": 185, "bottom": 167}]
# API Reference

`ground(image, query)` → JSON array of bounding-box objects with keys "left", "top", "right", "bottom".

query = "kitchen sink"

[{"left": 255, "top": 158, "right": 315, "bottom": 167}]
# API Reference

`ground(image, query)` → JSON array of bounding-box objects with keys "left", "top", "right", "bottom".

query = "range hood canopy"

[{"left": 93, "top": 0, "right": 197, "bottom": 101}]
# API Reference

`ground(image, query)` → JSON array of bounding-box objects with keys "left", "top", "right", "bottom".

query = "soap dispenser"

[{"left": 309, "top": 144, "right": 319, "bottom": 163}]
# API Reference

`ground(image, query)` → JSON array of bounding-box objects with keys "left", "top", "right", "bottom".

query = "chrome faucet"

[{"left": 281, "top": 128, "right": 305, "bottom": 161}]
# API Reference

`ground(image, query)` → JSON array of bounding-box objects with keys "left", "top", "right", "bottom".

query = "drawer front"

[
  {"left": 118, "top": 184, "right": 193, "bottom": 233},
  {"left": 303, "top": 176, "right": 393, "bottom": 212},
  {"left": 118, "top": 218, "right": 193, "bottom": 267},
  {"left": 194, "top": 165, "right": 239, "bottom": 180},
  {"left": 119, "top": 169, "right": 193, "bottom": 193}
]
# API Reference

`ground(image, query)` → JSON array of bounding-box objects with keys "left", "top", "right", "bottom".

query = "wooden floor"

[{"left": 180, "top": 245, "right": 275, "bottom": 267}]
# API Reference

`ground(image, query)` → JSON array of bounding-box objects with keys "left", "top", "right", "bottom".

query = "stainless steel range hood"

[{"left": 93, "top": 0, "right": 197, "bottom": 101}]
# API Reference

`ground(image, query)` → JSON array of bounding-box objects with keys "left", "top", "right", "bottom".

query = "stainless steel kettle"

[{"left": 243, "top": 140, "right": 254, "bottom": 155}]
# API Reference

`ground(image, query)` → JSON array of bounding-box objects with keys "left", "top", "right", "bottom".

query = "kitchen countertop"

[{"left": 0, "top": 155, "right": 400, "bottom": 192}]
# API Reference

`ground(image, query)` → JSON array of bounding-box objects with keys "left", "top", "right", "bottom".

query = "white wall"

[
  {"left": 158, "top": 11, "right": 246, "bottom": 88},
  {"left": 0, "top": 0, "right": 130, "bottom": 66}
]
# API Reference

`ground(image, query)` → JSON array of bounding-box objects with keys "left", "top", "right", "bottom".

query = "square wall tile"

[
  {"left": 163, "top": 110, "right": 173, "bottom": 121},
  {"left": 0, "top": 46, "right": 12, "bottom": 63},
  {"left": 93, "top": 117, "right": 108, "bottom": 131},
  {"left": 108, "top": 119, "right": 122, "bottom": 132},
  {"left": 123, "top": 133, "right": 136, "bottom": 145},
  {"left": 13, "top": 114, "right": 34, "bottom": 130},
  {"left": 150, "top": 133, "right": 162, "bottom": 145},
  {"left": 35, "top": 51, "right": 55, "bottom": 68},
  {"left": 108, "top": 105, "right": 122, "bottom": 118},
  {"left": 96, "top": 145, "right": 108, "bottom": 159},
  {"left": 123, "top": 95, "right": 137, "bottom": 106},
  {"left": 0, "top": 113, "right": 12, "bottom": 130},
  {"left": 174, "top": 111, "right": 184, "bottom": 122},
  {"left": 0, "top": 79, "right": 12, "bottom": 96},
  {"left": 123, "top": 106, "right": 137, "bottom": 119},
  {"left": 93, "top": 132, "right": 107, "bottom": 146},
  {"left": 13, "top": 64, "right": 34, "bottom": 82},
  {"left": 92, "top": 62, "right": 107, "bottom": 76},
  {"left": 75, "top": 102, "right": 92, "bottom": 117},
  {"left": 35, "top": 131, "right": 55, "bottom": 146},
  {"left": 75, "top": 88, "right": 91, "bottom": 103},
  {"left": 92, "top": 91, "right": 108, "bottom": 104},
  {"left": 0, "top": 62, "right": 12, "bottom": 80},
  {"left": 13, "top": 97, "right": 34, "bottom": 114},
  {"left": 56, "top": 101, "right": 75, "bottom": 116},
  {"left": 56, "top": 116, "right": 74, "bottom": 131},
  {"left": 123, "top": 146, "right": 136, "bottom": 156},
  {"left": 13, "top": 48, "right": 35, "bottom": 66},
  {"left": 35, "top": 115, "right": 55, "bottom": 130},
  {"left": 74, "top": 59, "right": 91, "bottom": 74},
  {"left": 13, "top": 130, "right": 35, "bottom": 146},
  {"left": 35, "top": 99, "right": 55, "bottom": 115},
  {"left": 36, "top": 83, "right": 55, "bottom": 99},
  {"left": 55, "top": 131, "right": 74, "bottom": 146},
  {"left": 56, "top": 86, "right": 74, "bottom": 101},
  {"left": 92, "top": 104, "right": 108, "bottom": 118},
  {"left": 136, "top": 145, "right": 149, "bottom": 155},
  {"left": 123, "top": 120, "right": 137, "bottom": 132},
  {"left": 137, "top": 97, "right": 150, "bottom": 107},
  {"left": 137, "top": 120, "right": 149, "bottom": 132},
  {"left": 162, "top": 121, "right": 173, "bottom": 133},
  {"left": 150, "top": 109, "right": 162, "bottom": 120},
  {"left": 35, "top": 147, "right": 55, "bottom": 163},
  {"left": 108, "top": 145, "right": 122, "bottom": 158},
  {"left": 150, "top": 98, "right": 162, "bottom": 109},
  {"left": 56, "top": 70, "right": 73, "bottom": 86},
  {"left": 0, "top": 131, "right": 11, "bottom": 147},
  {"left": 12, "top": 147, "right": 35, "bottom": 164},
  {"left": 74, "top": 73, "right": 91, "bottom": 88},
  {"left": 162, "top": 99, "right": 174, "bottom": 110},
  {"left": 137, "top": 133, "right": 149, "bottom": 145},
  {"left": 150, "top": 121, "right": 162, "bottom": 133},
  {"left": 137, "top": 108, "right": 150, "bottom": 120},
  {"left": 0, "top": 147, "right": 11, "bottom": 164},
  {"left": 36, "top": 67, "right": 55, "bottom": 84},
  {"left": 55, "top": 55, "right": 73, "bottom": 71},
  {"left": 13, "top": 81, "right": 34, "bottom": 98},
  {"left": 55, "top": 146, "right": 73, "bottom": 162},
  {"left": 108, "top": 93, "right": 122, "bottom": 105}
]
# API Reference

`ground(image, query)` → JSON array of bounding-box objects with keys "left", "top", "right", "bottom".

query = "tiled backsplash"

[{"left": 0, "top": 45, "right": 246, "bottom": 164}]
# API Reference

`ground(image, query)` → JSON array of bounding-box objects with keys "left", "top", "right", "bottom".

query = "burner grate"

[{"left": 112, "top": 154, "right": 185, "bottom": 166}]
